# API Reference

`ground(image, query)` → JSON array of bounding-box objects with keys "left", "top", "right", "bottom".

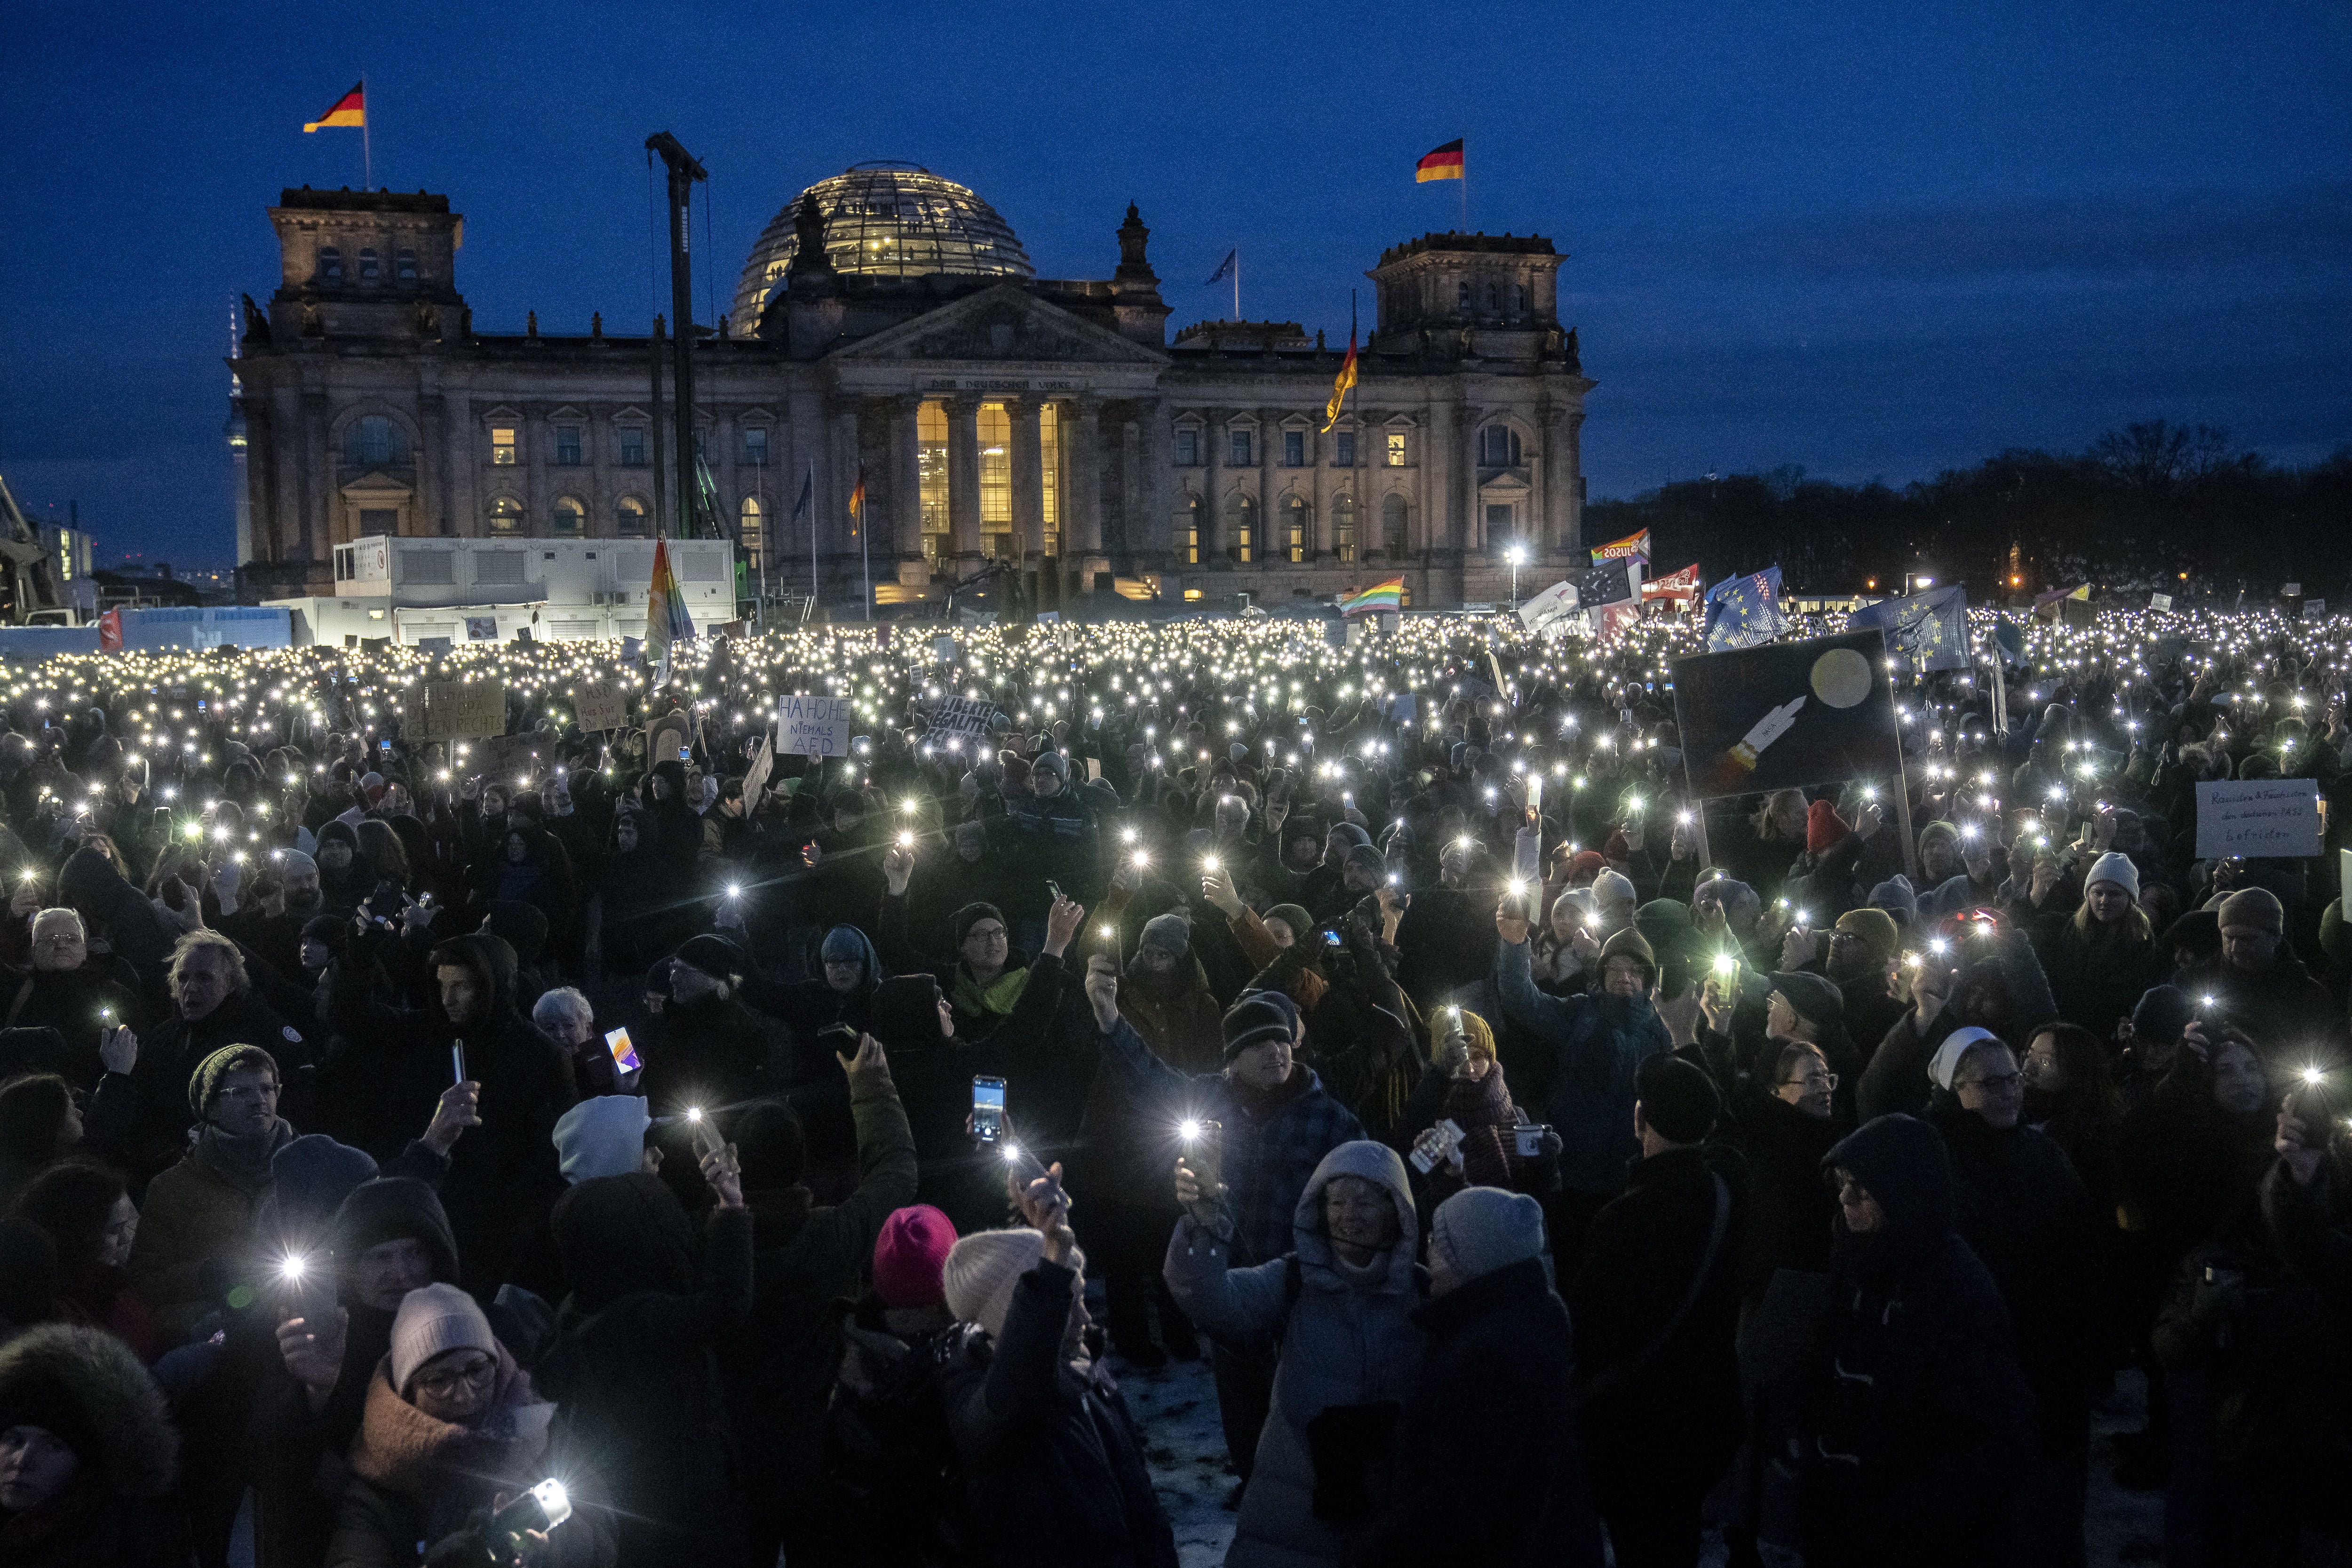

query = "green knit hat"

[{"left": 187, "top": 1043, "right": 278, "bottom": 1117}]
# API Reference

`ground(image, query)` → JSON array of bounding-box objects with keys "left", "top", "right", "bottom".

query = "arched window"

[
  {"left": 1510, "top": 283, "right": 1527, "bottom": 314},
  {"left": 396, "top": 248, "right": 418, "bottom": 284},
  {"left": 358, "top": 248, "right": 381, "bottom": 286},
  {"left": 1483, "top": 284, "right": 1499, "bottom": 314},
  {"left": 342, "top": 414, "right": 407, "bottom": 468},
  {"left": 1479, "top": 425, "right": 1522, "bottom": 467},
  {"left": 486, "top": 497, "right": 524, "bottom": 537},
  {"left": 739, "top": 496, "right": 764, "bottom": 563},
  {"left": 1332, "top": 494, "right": 1356, "bottom": 563},
  {"left": 317, "top": 246, "right": 342, "bottom": 283},
  {"left": 1456, "top": 280, "right": 1471, "bottom": 310},
  {"left": 1382, "top": 493, "right": 1409, "bottom": 558},
  {"left": 616, "top": 497, "right": 651, "bottom": 537},
  {"left": 550, "top": 498, "right": 585, "bottom": 537},
  {"left": 1283, "top": 496, "right": 1309, "bottom": 563},
  {"left": 1227, "top": 495, "right": 1255, "bottom": 564}
]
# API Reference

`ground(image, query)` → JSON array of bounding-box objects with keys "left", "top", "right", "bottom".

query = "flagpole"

[
  {"left": 859, "top": 469, "right": 872, "bottom": 622},
  {"left": 1459, "top": 140, "right": 1467, "bottom": 231},
  {"left": 1233, "top": 244, "right": 1241, "bottom": 321},
  {"left": 361, "top": 71, "right": 371, "bottom": 189},
  {"left": 807, "top": 460, "right": 818, "bottom": 616}
]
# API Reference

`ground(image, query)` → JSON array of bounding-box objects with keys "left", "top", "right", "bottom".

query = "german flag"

[
  {"left": 1321, "top": 323, "right": 1358, "bottom": 432},
  {"left": 1415, "top": 139, "right": 1464, "bottom": 183},
  {"left": 304, "top": 82, "right": 365, "bottom": 132}
]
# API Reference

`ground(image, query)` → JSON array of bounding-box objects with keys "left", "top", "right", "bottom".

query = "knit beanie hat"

[
  {"left": 672, "top": 933, "right": 746, "bottom": 983},
  {"left": 1428, "top": 1187, "right": 1547, "bottom": 1287},
  {"left": 1635, "top": 1055, "right": 1721, "bottom": 1143},
  {"left": 1444, "top": 1006, "right": 1497, "bottom": 1064},
  {"left": 1596, "top": 927, "right": 1656, "bottom": 980},
  {"left": 1329, "top": 822, "right": 1373, "bottom": 854},
  {"left": 1766, "top": 971, "right": 1845, "bottom": 1032},
  {"left": 269, "top": 1135, "right": 380, "bottom": 1241},
  {"left": 872, "top": 1204, "right": 959, "bottom": 1310},
  {"left": 1805, "top": 799, "right": 1850, "bottom": 856},
  {"left": 187, "top": 1043, "right": 278, "bottom": 1117},
  {"left": 949, "top": 902, "right": 1007, "bottom": 950},
  {"left": 277, "top": 848, "right": 319, "bottom": 879},
  {"left": 1834, "top": 907, "right": 1900, "bottom": 967},
  {"left": 333, "top": 1177, "right": 460, "bottom": 1284},
  {"left": 1928, "top": 1025, "right": 2005, "bottom": 1090},
  {"left": 1566, "top": 849, "right": 1607, "bottom": 883},
  {"left": 2217, "top": 886, "right": 2284, "bottom": 937},
  {"left": 2131, "top": 985, "right": 2194, "bottom": 1045},
  {"left": 1031, "top": 750, "right": 1069, "bottom": 785},
  {"left": 820, "top": 925, "right": 873, "bottom": 967},
  {"left": 1918, "top": 819, "right": 1959, "bottom": 854},
  {"left": 1868, "top": 874, "right": 1919, "bottom": 927},
  {"left": 1591, "top": 869, "right": 1637, "bottom": 912},
  {"left": 1343, "top": 844, "right": 1388, "bottom": 883},
  {"left": 1263, "top": 903, "right": 1313, "bottom": 941},
  {"left": 1139, "top": 912, "right": 1192, "bottom": 957},
  {"left": 389, "top": 1282, "right": 497, "bottom": 1394},
  {"left": 2085, "top": 852, "right": 2140, "bottom": 899},
  {"left": 943, "top": 1228, "right": 1060, "bottom": 1340},
  {"left": 1222, "top": 990, "right": 1299, "bottom": 1060},
  {"left": 553, "top": 1096, "right": 651, "bottom": 1185}
]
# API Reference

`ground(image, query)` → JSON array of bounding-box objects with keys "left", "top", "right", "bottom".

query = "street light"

[{"left": 1506, "top": 542, "right": 1529, "bottom": 609}]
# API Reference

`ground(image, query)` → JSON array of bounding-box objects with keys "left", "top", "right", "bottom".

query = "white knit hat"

[
  {"left": 1927, "top": 1026, "right": 2004, "bottom": 1091},
  {"left": 554, "top": 1096, "right": 650, "bottom": 1185},
  {"left": 941, "top": 1228, "right": 1084, "bottom": 1340},
  {"left": 389, "top": 1282, "right": 496, "bottom": 1393},
  {"left": 2084, "top": 852, "right": 2140, "bottom": 899},
  {"left": 1430, "top": 1186, "right": 1547, "bottom": 1286}
]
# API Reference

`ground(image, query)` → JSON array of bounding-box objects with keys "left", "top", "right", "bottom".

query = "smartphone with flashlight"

[
  {"left": 604, "top": 1027, "right": 641, "bottom": 1075},
  {"left": 1181, "top": 1117, "right": 1225, "bottom": 1194},
  {"left": 1045, "top": 880, "right": 1064, "bottom": 905},
  {"left": 971, "top": 1075, "right": 1007, "bottom": 1144},
  {"left": 274, "top": 1250, "right": 336, "bottom": 1325}
]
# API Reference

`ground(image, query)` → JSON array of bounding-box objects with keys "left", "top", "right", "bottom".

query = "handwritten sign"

[
  {"left": 777, "top": 695, "right": 855, "bottom": 758},
  {"left": 922, "top": 695, "right": 1006, "bottom": 738},
  {"left": 571, "top": 680, "right": 630, "bottom": 732},
  {"left": 2196, "top": 778, "right": 2322, "bottom": 860},
  {"left": 400, "top": 682, "right": 508, "bottom": 743}
]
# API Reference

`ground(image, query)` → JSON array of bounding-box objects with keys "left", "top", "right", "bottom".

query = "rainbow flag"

[
  {"left": 1415, "top": 139, "right": 1464, "bottom": 183},
  {"left": 1591, "top": 527, "right": 1650, "bottom": 563},
  {"left": 304, "top": 82, "right": 365, "bottom": 132},
  {"left": 645, "top": 534, "right": 695, "bottom": 681},
  {"left": 1340, "top": 577, "right": 1405, "bottom": 617}
]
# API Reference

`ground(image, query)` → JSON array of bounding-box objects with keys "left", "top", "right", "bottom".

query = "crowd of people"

[{"left": 0, "top": 602, "right": 2345, "bottom": 1568}]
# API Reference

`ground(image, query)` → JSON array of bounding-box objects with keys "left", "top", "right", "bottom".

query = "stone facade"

[{"left": 232, "top": 170, "right": 1595, "bottom": 610}]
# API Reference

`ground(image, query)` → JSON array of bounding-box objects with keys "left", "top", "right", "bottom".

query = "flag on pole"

[
  {"left": 848, "top": 466, "right": 866, "bottom": 527},
  {"left": 1703, "top": 568, "right": 1789, "bottom": 651},
  {"left": 645, "top": 535, "right": 696, "bottom": 683},
  {"left": 1205, "top": 250, "right": 1236, "bottom": 286},
  {"left": 1590, "top": 527, "right": 1650, "bottom": 563},
  {"left": 1415, "top": 139, "right": 1465, "bottom": 182},
  {"left": 1339, "top": 577, "right": 1406, "bottom": 617},
  {"left": 1640, "top": 563, "right": 1704, "bottom": 602},
  {"left": 1321, "top": 319, "right": 1359, "bottom": 432},
  {"left": 1847, "top": 584, "right": 1970, "bottom": 674},
  {"left": 304, "top": 82, "right": 366, "bottom": 132}
]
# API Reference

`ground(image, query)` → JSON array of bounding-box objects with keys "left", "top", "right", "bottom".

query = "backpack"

[{"left": 822, "top": 1317, "right": 970, "bottom": 1567}]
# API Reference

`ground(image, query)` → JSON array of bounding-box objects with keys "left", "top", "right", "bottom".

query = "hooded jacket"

[
  {"left": 1165, "top": 1140, "right": 1425, "bottom": 1568},
  {"left": 1492, "top": 938, "right": 1670, "bottom": 1196},
  {"left": 0, "top": 1323, "right": 187, "bottom": 1567}
]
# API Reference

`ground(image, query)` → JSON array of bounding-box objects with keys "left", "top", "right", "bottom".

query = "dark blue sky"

[{"left": 4, "top": 0, "right": 2347, "bottom": 567}]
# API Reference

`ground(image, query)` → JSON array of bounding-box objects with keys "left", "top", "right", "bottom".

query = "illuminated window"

[
  {"left": 1335, "top": 431, "right": 1355, "bottom": 467},
  {"left": 918, "top": 400, "right": 950, "bottom": 565},
  {"left": 1182, "top": 497, "right": 1202, "bottom": 565},
  {"left": 551, "top": 497, "right": 585, "bottom": 537},
  {"left": 1227, "top": 495, "right": 1255, "bottom": 564},
  {"left": 1385, "top": 432, "right": 1407, "bottom": 468},
  {"left": 555, "top": 425, "right": 583, "bottom": 466},
  {"left": 739, "top": 496, "right": 763, "bottom": 565},
  {"left": 1284, "top": 497, "right": 1308, "bottom": 562},
  {"left": 740, "top": 425, "right": 769, "bottom": 465},
  {"left": 490, "top": 427, "right": 517, "bottom": 465},
  {"left": 1383, "top": 493, "right": 1408, "bottom": 557},
  {"left": 486, "top": 496, "right": 524, "bottom": 536},
  {"left": 1174, "top": 426, "right": 1199, "bottom": 466},
  {"left": 1229, "top": 428, "right": 1253, "bottom": 468},
  {"left": 616, "top": 497, "right": 651, "bottom": 536},
  {"left": 1041, "top": 402, "right": 1059, "bottom": 558},
  {"left": 317, "top": 246, "right": 343, "bottom": 283},
  {"left": 978, "top": 402, "right": 1010, "bottom": 559},
  {"left": 617, "top": 425, "right": 648, "bottom": 467},
  {"left": 1332, "top": 494, "right": 1356, "bottom": 563},
  {"left": 1284, "top": 430, "right": 1305, "bottom": 467}
]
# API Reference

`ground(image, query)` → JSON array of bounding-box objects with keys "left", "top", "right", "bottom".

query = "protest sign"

[
  {"left": 2150, "top": 593, "right": 2173, "bottom": 612},
  {"left": 478, "top": 732, "right": 549, "bottom": 781},
  {"left": 570, "top": 680, "right": 630, "bottom": 732},
  {"left": 777, "top": 695, "right": 856, "bottom": 758},
  {"left": 400, "top": 682, "right": 508, "bottom": 743},
  {"left": 1672, "top": 629, "right": 1902, "bottom": 800},
  {"left": 2195, "top": 779, "right": 2322, "bottom": 860},
  {"left": 464, "top": 616, "right": 499, "bottom": 641},
  {"left": 647, "top": 708, "right": 693, "bottom": 767},
  {"left": 743, "top": 737, "right": 774, "bottom": 804},
  {"left": 922, "top": 695, "right": 1007, "bottom": 738},
  {"left": 2307, "top": 598, "right": 2328, "bottom": 618}
]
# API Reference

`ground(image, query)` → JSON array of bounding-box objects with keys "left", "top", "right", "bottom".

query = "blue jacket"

[
  {"left": 1093, "top": 1015, "right": 1363, "bottom": 1265},
  {"left": 1492, "top": 939, "right": 1669, "bottom": 1196}
]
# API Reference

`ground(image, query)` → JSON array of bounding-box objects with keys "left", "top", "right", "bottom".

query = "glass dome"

[{"left": 731, "top": 162, "right": 1035, "bottom": 330}]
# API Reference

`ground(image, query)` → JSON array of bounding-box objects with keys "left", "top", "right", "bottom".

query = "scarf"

[
  {"left": 191, "top": 1117, "right": 294, "bottom": 1194},
  {"left": 951, "top": 963, "right": 1030, "bottom": 1021}
]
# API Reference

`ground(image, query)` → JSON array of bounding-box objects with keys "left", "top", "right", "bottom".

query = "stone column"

[
  {"left": 715, "top": 410, "right": 739, "bottom": 544},
  {"left": 786, "top": 386, "right": 829, "bottom": 597},
  {"left": 1257, "top": 407, "right": 1279, "bottom": 571},
  {"left": 442, "top": 390, "right": 473, "bottom": 539},
  {"left": 1565, "top": 409, "right": 1587, "bottom": 553},
  {"left": 830, "top": 399, "right": 863, "bottom": 610},
  {"left": 417, "top": 370, "right": 445, "bottom": 539},
  {"left": 1203, "top": 407, "right": 1225, "bottom": 568},
  {"left": 1068, "top": 397, "right": 1106, "bottom": 592},
  {"left": 891, "top": 394, "right": 928, "bottom": 584},
  {"left": 1138, "top": 395, "right": 1171, "bottom": 576},
  {"left": 524, "top": 406, "right": 550, "bottom": 541},
  {"left": 1006, "top": 397, "right": 1044, "bottom": 578},
  {"left": 301, "top": 390, "right": 329, "bottom": 566},
  {"left": 946, "top": 396, "right": 982, "bottom": 572}
]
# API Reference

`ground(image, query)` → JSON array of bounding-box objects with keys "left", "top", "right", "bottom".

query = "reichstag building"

[{"left": 231, "top": 162, "right": 1595, "bottom": 611}]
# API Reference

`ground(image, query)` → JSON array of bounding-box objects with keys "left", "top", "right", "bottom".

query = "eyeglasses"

[
  {"left": 1780, "top": 1071, "right": 1838, "bottom": 1091},
  {"left": 1956, "top": 1072, "right": 2023, "bottom": 1093},
  {"left": 411, "top": 1354, "right": 498, "bottom": 1397},
  {"left": 216, "top": 1082, "right": 279, "bottom": 1101},
  {"left": 965, "top": 925, "right": 1008, "bottom": 942}
]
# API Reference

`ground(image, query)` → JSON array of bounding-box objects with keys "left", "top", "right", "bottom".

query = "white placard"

[
  {"left": 2149, "top": 593, "right": 2173, "bottom": 611},
  {"left": 2195, "top": 778, "right": 2322, "bottom": 860},
  {"left": 777, "top": 695, "right": 855, "bottom": 758},
  {"left": 2341, "top": 848, "right": 2352, "bottom": 915}
]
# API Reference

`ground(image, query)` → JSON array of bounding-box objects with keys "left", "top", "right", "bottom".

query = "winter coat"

[
  {"left": 2169, "top": 951, "right": 2341, "bottom": 1066},
  {"left": 2033, "top": 911, "right": 2169, "bottom": 1037},
  {"left": 1165, "top": 1140, "right": 1425, "bottom": 1568},
  {"left": 1492, "top": 938, "right": 1670, "bottom": 1196},
  {"left": 0, "top": 1323, "right": 189, "bottom": 1567},
  {"left": 1097, "top": 1014, "right": 1364, "bottom": 1266},
  {"left": 126, "top": 1118, "right": 294, "bottom": 1339},
  {"left": 538, "top": 1178, "right": 755, "bottom": 1568},
  {"left": 1354, "top": 1257, "right": 1605, "bottom": 1568},
  {"left": 937, "top": 1258, "right": 1178, "bottom": 1568},
  {"left": 100, "top": 983, "right": 312, "bottom": 1184},
  {"left": 1572, "top": 1142, "right": 1747, "bottom": 1515},
  {"left": 637, "top": 989, "right": 789, "bottom": 1115},
  {"left": 1726, "top": 1079, "right": 1848, "bottom": 1302},
  {"left": 1079, "top": 955, "right": 1227, "bottom": 1200},
  {"left": 1796, "top": 1114, "right": 2035, "bottom": 1568},
  {"left": 0, "top": 963, "right": 140, "bottom": 1086}
]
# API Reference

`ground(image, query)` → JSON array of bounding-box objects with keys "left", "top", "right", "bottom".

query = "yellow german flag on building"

[
  {"left": 1322, "top": 324, "right": 1358, "bottom": 432},
  {"left": 1414, "top": 139, "right": 1464, "bottom": 182},
  {"left": 304, "top": 82, "right": 365, "bottom": 132}
]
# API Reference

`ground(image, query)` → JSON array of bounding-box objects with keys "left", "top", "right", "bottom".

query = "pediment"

[
  {"left": 834, "top": 284, "right": 1168, "bottom": 367},
  {"left": 341, "top": 470, "right": 414, "bottom": 499}
]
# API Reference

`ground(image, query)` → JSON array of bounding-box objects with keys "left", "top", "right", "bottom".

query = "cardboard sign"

[
  {"left": 2149, "top": 593, "right": 2173, "bottom": 612},
  {"left": 571, "top": 680, "right": 630, "bottom": 732},
  {"left": 478, "top": 732, "right": 549, "bottom": 783},
  {"left": 922, "top": 696, "right": 1006, "bottom": 738},
  {"left": 1671, "top": 629, "right": 1902, "bottom": 799},
  {"left": 2308, "top": 598, "right": 2328, "bottom": 618},
  {"left": 2195, "top": 779, "right": 2322, "bottom": 860},
  {"left": 400, "top": 682, "right": 508, "bottom": 742},
  {"left": 464, "top": 616, "right": 499, "bottom": 641},
  {"left": 777, "top": 695, "right": 855, "bottom": 758},
  {"left": 743, "top": 736, "right": 775, "bottom": 803},
  {"left": 931, "top": 635, "right": 957, "bottom": 663}
]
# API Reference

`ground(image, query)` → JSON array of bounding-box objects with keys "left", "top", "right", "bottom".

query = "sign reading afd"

[{"left": 777, "top": 695, "right": 855, "bottom": 758}]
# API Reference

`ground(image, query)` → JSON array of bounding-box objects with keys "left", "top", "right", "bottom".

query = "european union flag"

[
  {"left": 1704, "top": 567, "right": 1788, "bottom": 651},
  {"left": 1847, "top": 585, "right": 1969, "bottom": 674},
  {"left": 1569, "top": 558, "right": 1635, "bottom": 609}
]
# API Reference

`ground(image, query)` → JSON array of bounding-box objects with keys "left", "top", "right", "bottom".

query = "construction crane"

[{"left": 0, "top": 474, "right": 65, "bottom": 625}]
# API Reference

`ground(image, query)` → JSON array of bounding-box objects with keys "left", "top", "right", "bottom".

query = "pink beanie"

[{"left": 872, "top": 1205, "right": 959, "bottom": 1309}]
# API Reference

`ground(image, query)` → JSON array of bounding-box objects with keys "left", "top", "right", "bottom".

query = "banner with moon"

[{"left": 1671, "top": 629, "right": 1903, "bottom": 798}]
